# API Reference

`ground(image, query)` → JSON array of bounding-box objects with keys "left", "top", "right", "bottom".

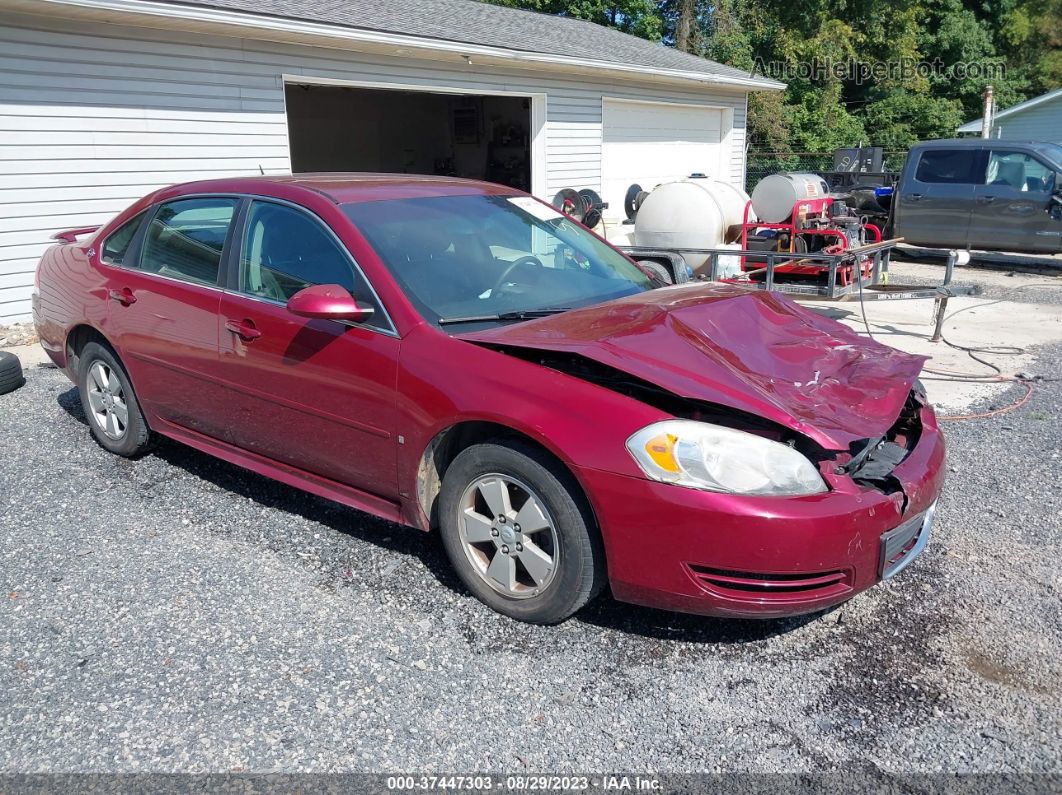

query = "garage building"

[{"left": 0, "top": 0, "right": 782, "bottom": 322}]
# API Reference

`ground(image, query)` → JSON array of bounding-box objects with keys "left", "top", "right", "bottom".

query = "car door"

[
  {"left": 896, "top": 146, "right": 981, "bottom": 248},
  {"left": 215, "top": 198, "right": 401, "bottom": 499},
  {"left": 970, "top": 149, "right": 1062, "bottom": 253},
  {"left": 102, "top": 196, "right": 238, "bottom": 438}
]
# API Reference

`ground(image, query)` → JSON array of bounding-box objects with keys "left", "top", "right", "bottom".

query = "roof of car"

[
  {"left": 910, "top": 138, "right": 1062, "bottom": 165},
  {"left": 170, "top": 173, "right": 522, "bottom": 204},
  {"left": 912, "top": 137, "right": 1055, "bottom": 149},
  {"left": 170, "top": 0, "right": 779, "bottom": 88}
]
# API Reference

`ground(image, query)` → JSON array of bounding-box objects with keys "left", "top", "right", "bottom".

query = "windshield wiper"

[{"left": 438, "top": 308, "right": 572, "bottom": 325}]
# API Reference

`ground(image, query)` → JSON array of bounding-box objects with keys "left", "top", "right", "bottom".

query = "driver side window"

[
  {"left": 238, "top": 200, "right": 384, "bottom": 327},
  {"left": 985, "top": 151, "right": 1055, "bottom": 193}
]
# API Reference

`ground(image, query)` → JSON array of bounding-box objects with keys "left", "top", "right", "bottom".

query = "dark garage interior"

[{"left": 285, "top": 83, "right": 532, "bottom": 191}]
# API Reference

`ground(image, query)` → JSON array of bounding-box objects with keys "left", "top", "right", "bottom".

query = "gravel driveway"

[{"left": 1, "top": 341, "right": 1059, "bottom": 776}]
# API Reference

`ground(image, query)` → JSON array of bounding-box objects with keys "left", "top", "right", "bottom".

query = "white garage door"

[{"left": 601, "top": 98, "right": 724, "bottom": 220}]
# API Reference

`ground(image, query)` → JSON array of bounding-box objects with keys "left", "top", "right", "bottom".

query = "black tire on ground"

[
  {"left": 438, "top": 440, "right": 606, "bottom": 624},
  {"left": 76, "top": 341, "right": 157, "bottom": 457},
  {"left": 0, "top": 351, "right": 25, "bottom": 395}
]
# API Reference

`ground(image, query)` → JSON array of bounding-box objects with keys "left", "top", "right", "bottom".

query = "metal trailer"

[{"left": 618, "top": 240, "right": 979, "bottom": 342}]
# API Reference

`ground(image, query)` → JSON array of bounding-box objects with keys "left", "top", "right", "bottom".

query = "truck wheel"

[{"left": 638, "top": 259, "right": 674, "bottom": 285}]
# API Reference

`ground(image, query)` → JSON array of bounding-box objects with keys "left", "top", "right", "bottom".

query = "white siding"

[
  {"left": 0, "top": 11, "right": 749, "bottom": 322},
  {"left": 995, "top": 99, "right": 1062, "bottom": 145}
]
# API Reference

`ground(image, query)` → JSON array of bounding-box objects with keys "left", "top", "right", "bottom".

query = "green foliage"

[
  {"left": 861, "top": 93, "right": 967, "bottom": 149},
  {"left": 481, "top": 0, "right": 1058, "bottom": 152}
]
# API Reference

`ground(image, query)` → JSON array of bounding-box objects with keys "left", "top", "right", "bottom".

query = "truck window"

[
  {"left": 985, "top": 151, "right": 1055, "bottom": 193},
  {"left": 914, "top": 149, "right": 977, "bottom": 184}
]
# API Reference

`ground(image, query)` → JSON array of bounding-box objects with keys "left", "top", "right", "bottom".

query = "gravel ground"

[{"left": 1, "top": 340, "right": 1060, "bottom": 776}]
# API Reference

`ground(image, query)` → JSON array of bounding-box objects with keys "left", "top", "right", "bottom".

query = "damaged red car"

[{"left": 33, "top": 175, "right": 943, "bottom": 624}]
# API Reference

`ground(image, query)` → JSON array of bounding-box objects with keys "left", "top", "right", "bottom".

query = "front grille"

[
  {"left": 880, "top": 502, "right": 935, "bottom": 579},
  {"left": 687, "top": 565, "right": 852, "bottom": 602}
]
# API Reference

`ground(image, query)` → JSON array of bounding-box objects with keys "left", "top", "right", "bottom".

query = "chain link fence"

[{"left": 745, "top": 151, "right": 909, "bottom": 193}]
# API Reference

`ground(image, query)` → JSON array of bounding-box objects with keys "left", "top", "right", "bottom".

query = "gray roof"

[{"left": 169, "top": 0, "right": 779, "bottom": 88}]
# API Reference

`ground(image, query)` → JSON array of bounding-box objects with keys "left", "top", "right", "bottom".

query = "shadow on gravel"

[
  {"left": 56, "top": 386, "right": 462, "bottom": 587},
  {"left": 58, "top": 386, "right": 819, "bottom": 643},
  {"left": 576, "top": 597, "right": 824, "bottom": 644},
  {"left": 157, "top": 442, "right": 469, "bottom": 594},
  {"left": 57, "top": 386, "right": 87, "bottom": 424}
]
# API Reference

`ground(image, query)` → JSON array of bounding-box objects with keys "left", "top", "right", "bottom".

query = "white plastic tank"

[
  {"left": 750, "top": 173, "right": 830, "bottom": 223},
  {"left": 687, "top": 175, "right": 751, "bottom": 235},
  {"left": 633, "top": 177, "right": 754, "bottom": 271}
]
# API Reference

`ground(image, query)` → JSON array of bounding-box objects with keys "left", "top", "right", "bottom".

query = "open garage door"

[
  {"left": 285, "top": 83, "right": 534, "bottom": 192},
  {"left": 601, "top": 98, "right": 725, "bottom": 219}
]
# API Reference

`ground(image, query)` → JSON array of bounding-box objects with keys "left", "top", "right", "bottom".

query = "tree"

[
  {"left": 484, "top": 0, "right": 664, "bottom": 39},
  {"left": 481, "top": 0, "right": 1054, "bottom": 151},
  {"left": 674, "top": 0, "right": 695, "bottom": 52}
]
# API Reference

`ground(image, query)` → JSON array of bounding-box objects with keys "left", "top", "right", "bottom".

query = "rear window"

[
  {"left": 914, "top": 149, "right": 978, "bottom": 184},
  {"left": 101, "top": 212, "right": 145, "bottom": 265},
  {"left": 138, "top": 198, "right": 237, "bottom": 287}
]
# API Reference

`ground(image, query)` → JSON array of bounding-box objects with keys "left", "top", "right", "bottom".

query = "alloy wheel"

[
  {"left": 458, "top": 474, "right": 560, "bottom": 598},
  {"left": 86, "top": 360, "right": 128, "bottom": 440}
]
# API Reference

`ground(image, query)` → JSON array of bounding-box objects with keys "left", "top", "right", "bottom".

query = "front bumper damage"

[{"left": 578, "top": 399, "right": 945, "bottom": 619}]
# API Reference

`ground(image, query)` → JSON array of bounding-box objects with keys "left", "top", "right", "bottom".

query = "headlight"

[{"left": 625, "top": 420, "right": 827, "bottom": 496}]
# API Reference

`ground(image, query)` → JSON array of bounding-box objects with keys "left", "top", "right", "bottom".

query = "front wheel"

[
  {"left": 77, "top": 341, "right": 156, "bottom": 457},
  {"left": 438, "top": 441, "right": 605, "bottom": 624}
]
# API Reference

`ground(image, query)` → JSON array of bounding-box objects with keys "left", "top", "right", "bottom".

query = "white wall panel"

[{"left": 0, "top": 10, "right": 750, "bottom": 321}]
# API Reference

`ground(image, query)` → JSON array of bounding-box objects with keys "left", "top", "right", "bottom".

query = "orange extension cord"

[
  {"left": 936, "top": 379, "right": 1034, "bottom": 421},
  {"left": 853, "top": 280, "right": 1061, "bottom": 422}
]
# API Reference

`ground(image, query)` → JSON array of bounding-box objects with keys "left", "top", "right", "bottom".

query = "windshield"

[
  {"left": 1038, "top": 143, "right": 1062, "bottom": 169},
  {"left": 343, "top": 194, "right": 652, "bottom": 328}
]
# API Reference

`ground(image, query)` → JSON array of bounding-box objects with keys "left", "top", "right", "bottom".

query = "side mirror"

[
  {"left": 286, "top": 284, "right": 374, "bottom": 323},
  {"left": 1049, "top": 191, "right": 1062, "bottom": 220}
]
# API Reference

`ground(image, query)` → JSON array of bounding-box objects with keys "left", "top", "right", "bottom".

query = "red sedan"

[{"left": 33, "top": 175, "right": 943, "bottom": 624}]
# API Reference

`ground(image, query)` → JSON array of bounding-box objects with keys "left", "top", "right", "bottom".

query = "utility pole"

[{"left": 981, "top": 85, "right": 994, "bottom": 139}]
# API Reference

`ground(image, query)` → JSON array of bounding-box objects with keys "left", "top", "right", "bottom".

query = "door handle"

[
  {"left": 977, "top": 195, "right": 996, "bottom": 204},
  {"left": 904, "top": 193, "right": 923, "bottom": 201},
  {"left": 225, "top": 318, "right": 262, "bottom": 341},
  {"left": 108, "top": 287, "right": 137, "bottom": 306}
]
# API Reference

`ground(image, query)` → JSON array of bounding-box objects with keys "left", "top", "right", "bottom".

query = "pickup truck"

[{"left": 872, "top": 139, "right": 1062, "bottom": 253}]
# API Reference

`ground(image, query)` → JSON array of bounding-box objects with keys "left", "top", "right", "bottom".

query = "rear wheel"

[
  {"left": 439, "top": 440, "right": 605, "bottom": 623},
  {"left": 77, "top": 341, "right": 155, "bottom": 457}
]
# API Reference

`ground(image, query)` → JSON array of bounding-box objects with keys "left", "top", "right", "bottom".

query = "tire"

[
  {"left": 623, "top": 183, "right": 643, "bottom": 221},
  {"left": 637, "top": 259, "right": 674, "bottom": 286},
  {"left": 76, "top": 341, "right": 156, "bottom": 457},
  {"left": 0, "top": 351, "right": 25, "bottom": 395},
  {"left": 438, "top": 440, "right": 606, "bottom": 624}
]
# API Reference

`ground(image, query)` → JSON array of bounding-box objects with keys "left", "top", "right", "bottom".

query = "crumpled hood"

[{"left": 457, "top": 284, "right": 927, "bottom": 450}]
